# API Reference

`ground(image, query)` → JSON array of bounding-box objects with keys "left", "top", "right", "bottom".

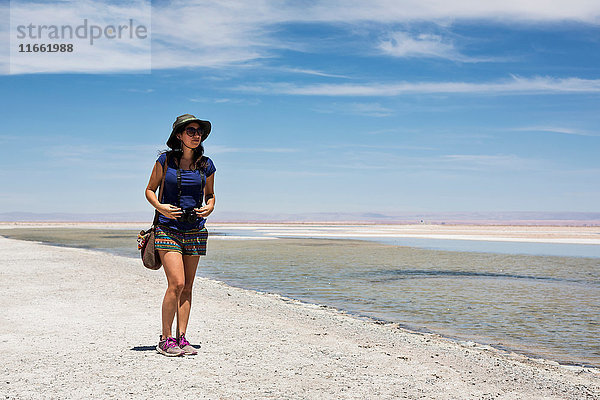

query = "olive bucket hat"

[{"left": 166, "top": 113, "right": 212, "bottom": 149}]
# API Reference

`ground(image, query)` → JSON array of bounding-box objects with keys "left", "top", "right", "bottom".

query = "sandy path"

[{"left": 1, "top": 236, "right": 598, "bottom": 399}]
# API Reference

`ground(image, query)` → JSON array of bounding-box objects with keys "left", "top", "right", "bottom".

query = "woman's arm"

[
  {"left": 196, "top": 172, "right": 215, "bottom": 218},
  {"left": 145, "top": 161, "right": 182, "bottom": 219}
]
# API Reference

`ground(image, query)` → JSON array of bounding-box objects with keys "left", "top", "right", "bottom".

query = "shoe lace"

[
  {"left": 162, "top": 337, "right": 179, "bottom": 350},
  {"left": 178, "top": 334, "right": 191, "bottom": 347}
]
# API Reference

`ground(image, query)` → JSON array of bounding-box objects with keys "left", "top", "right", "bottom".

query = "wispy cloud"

[
  {"left": 511, "top": 126, "right": 600, "bottom": 137},
  {"left": 311, "top": 154, "right": 545, "bottom": 173},
  {"left": 439, "top": 154, "right": 541, "bottom": 170},
  {"left": 126, "top": 88, "right": 154, "bottom": 93},
  {"left": 189, "top": 97, "right": 261, "bottom": 105},
  {"left": 4, "top": 0, "right": 600, "bottom": 74},
  {"left": 209, "top": 145, "right": 299, "bottom": 154},
  {"left": 289, "top": 1, "right": 600, "bottom": 24},
  {"left": 0, "top": 2, "right": 8, "bottom": 74},
  {"left": 7, "top": 0, "right": 151, "bottom": 74},
  {"left": 276, "top": 67, "right": 351, "bottom": 79},
  {"left": 315, "top": 151, "right": 548, "bottom": 172},
  {"left": 149, "top": 1, "right": 600, "bottom": 70},
  {"left": 234, "top": 76, "right": 600, "bottom": 96},
  {"left": 377, "top": 31, "right": 496, "bottom": 62},
  {"left": 313, "top": 102, "right": 394, "bottom": 117},
  {"left": 322, "top": 143, "right": 436, "bottom": 151},
  {"left": 365, "top": 128, "right": 407, "bottom": 135},
  {"left": 378, "top": 32, "right": 455, "bottom": 58},
  {"left": 43, "top": 143, "right": 162, "bottom": 165}
]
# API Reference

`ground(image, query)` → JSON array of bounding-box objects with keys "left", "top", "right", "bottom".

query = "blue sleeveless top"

[{"left": 156, "top": 152, "right": 216, "bottom": 231}]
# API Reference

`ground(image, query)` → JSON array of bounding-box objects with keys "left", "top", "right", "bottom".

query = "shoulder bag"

[{"left": 137, "top": 154, "right": 169, "bottom": 270}]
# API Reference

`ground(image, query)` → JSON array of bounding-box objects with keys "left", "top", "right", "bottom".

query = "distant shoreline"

[
  {"left": 1, "top": 211, "right": 599, "bottom": 227},
  {"left": 1, "top": 219, "right": 600, "bottom": 226},
  {"left": 1, "top": 221, "right": 599, "bottom": 245}
]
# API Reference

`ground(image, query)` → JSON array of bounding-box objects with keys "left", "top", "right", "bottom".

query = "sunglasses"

[{"left": 184, "top": 127, "right": 203, "bottom": 137}]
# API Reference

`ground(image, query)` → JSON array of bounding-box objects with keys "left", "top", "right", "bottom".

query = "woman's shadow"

[
  {"left": 130, "top": 345, "right": 156, "bottom": 352},
  {"left": 130, "top": 345, "right": 200, "bottom": 352}
]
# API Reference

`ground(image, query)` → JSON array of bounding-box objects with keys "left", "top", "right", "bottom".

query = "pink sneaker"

[
  {"left": 177, "top": 334, "right": 198, "bottom": 355},
  {"left": 156, "top": 336, "right": 185, "bottom": 357}
]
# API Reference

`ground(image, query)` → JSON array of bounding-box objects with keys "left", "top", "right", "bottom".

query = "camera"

[{"left": 178, "top": 208, "right": 198, "bottom": 223}]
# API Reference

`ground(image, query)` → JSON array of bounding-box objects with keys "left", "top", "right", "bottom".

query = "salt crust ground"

[
  {"left": 0, "top": 236, "right": 598, "bottom": 400},
  {"left": 1, "top": 222, "right": 599, "bottom": 245}
]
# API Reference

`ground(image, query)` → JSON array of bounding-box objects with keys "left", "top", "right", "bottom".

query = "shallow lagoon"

[{"left": 1, "top": 227, "right": 598, "bottom": 367}]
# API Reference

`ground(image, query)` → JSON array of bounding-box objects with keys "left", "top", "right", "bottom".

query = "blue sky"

[{"left": 1, "top": 0, "right": 599, "bottom": 220}]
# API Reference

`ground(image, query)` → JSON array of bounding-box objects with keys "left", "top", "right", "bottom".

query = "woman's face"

[{"left": 177, "top": 122, "right": 202, "bottom": 149}]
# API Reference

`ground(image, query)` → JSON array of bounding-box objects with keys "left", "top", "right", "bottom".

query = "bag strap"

[
  {"left": 152, "top": 153, "right": 169, "bottom": 227},
  {"left": 177, "top": 165, "right": 182, "bottom": 209},
  {"left": 199, "top": 167, "right": 205, "bottom": 207}
]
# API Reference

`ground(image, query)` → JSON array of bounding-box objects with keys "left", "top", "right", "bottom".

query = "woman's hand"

[
  {"left": 195, "top": 204, "right": 214, "bottom": 218},
  {"left": 156, "top": 204, "right": 182, "bottom": 220}
]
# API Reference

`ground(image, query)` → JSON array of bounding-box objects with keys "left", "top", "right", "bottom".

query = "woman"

[{"left": 145, "top": 114, "right": 216, "bottom": 356}]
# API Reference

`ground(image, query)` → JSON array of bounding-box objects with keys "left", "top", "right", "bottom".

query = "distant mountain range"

[{"left": 1, "top": 211, "right": 599, "bottom": 225}]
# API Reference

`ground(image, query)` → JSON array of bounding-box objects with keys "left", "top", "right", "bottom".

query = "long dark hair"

[{"left": 164, "top": 125, "right": 208, "bottom": 170}]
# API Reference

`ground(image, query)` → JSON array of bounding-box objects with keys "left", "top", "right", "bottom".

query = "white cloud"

[
  {"left": 378, "top": 32, "right": 456, "bottom": 59},
  {"left": 0, "top": 1, "right": 9, "bottom": 74},
  {"left": 344, "top": 102, "right": 395, "bottom": 117},
  {"left": 149, "top": 0, "right": 600, "bottom": 70},
  {"left": 316, "top": 151, "right": 547, "bottom": 172},
  {"left": 323, "top": 143, "right": 435, "bottom": 151},
  {"left": 440, "top": 154, "right": 537, "bottom": 170},
  {"left": 308, "top": 151, "right": 547, "bottom": 173},
  {"left": 313, "top": 102, "right": 394, "bottom": 117},
  {"left": 43, "top": 143, "right": 161, "bottom": 165},
  {"left": 8, "top": 0, "right": 151, "bottom": 74},
  {"left": 126, "top": 88, "right": 154, "bottom": 93},
  {"left": 277, "top": 67, "right": 350, "bottom": 79},
  {"left": 377, "top": 31, "right": 498, "bottom": 62},
  {"left": 189, "top": 97, "right": 261, "bottom": 105},
  {"left": 289, "top": 0, "right": 600, "bottom": 24},
  {"left": 511, "top": 126, "right": 600, "bottom": 137},
  {"left": 365, "top": 128, "right": 405, "bottom": 135},
  {"left": 209, "top": 145, "right": 299, "bottom": 154},
  {"left": 149, "top": 0, "right": 283, "bottom": 70},
  {"left": 4, "top": 0, "right": 600, "bottom": 74},
  {"left": 234, "top": 76, "right": 600, "bottom": 96}
]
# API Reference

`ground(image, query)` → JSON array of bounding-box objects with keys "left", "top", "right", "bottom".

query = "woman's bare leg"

[
  {"left": 159, "top": 250, "right": 185, "bottom": 339},
  {"left": 177, "top": 255, "right": 200, "bottom": 336}
]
